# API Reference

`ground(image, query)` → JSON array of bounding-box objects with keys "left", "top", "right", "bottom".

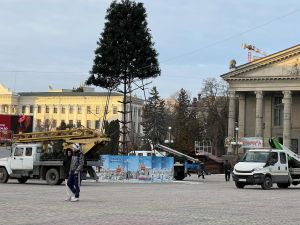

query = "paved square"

[{"left": 1, "top": 174, "right": 300, "bottom": 225}]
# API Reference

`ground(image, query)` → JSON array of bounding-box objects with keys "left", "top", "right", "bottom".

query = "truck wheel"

[
  {"left": 0, "top": 167, "right": 9, "bottom": 183},
  {"left": 46, "top": 168, "right": 60, "bottom": 185},
  {"left": 235, "top": 181, "right": 245, "bottom": 189},
  {"left": 261, "top": 176, "right": 272, "bottom": 190},
  {"left": 18, "top": 177, "right": 28, "bottom": 184},
  {"left": 277, "top": 183, "right": 289, "bottom": 188}
]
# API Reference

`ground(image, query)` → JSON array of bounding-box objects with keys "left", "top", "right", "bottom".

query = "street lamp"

[
  {"left": 235, "top": 123, "right": 239, "bottom": 154},
  {"left": 164, "top": 126, "right": 173, "bottom": 144}
]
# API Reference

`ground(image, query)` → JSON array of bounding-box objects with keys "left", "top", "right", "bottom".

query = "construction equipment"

[
  {"left": 13, "top": 128, "right": 110, "bottom": 155},
  {"left": 0, "top": 129, "right": 110, "bottom": 185},
  {"left": 232, "top": 137, "right": 300, "bottom": 189},
  {"left": 155, "top": 144, "right": 201, "bottom": 180},
  {"left": 242, "top": 43, "right": 268, "bottom": 62}
]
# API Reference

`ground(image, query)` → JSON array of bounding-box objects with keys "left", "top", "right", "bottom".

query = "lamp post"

[
  {"left": 235, "top": 122, "right": 239, "bottom": 154},
  {"left": 164, "top": 126, "right": 173, "bottom": 144}
]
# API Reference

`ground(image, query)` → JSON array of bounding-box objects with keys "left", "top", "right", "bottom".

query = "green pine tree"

[
  {"left": 173, "top": 89, "right": 195, "bottom": 154},
  {"left": 87, "top": 0, "right": 160, "bottom": 88},
  {"left": 141, "top": 87, "right": 167, "bottom": 145}
]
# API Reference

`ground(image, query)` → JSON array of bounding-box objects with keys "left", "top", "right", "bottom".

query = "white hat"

[{"left": 72, "top": 143, "right": 80, "bottom": 151}]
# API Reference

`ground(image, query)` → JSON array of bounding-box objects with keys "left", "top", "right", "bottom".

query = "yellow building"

[{"left": 0, "top": 84, "right": 143, "bottom": 136}]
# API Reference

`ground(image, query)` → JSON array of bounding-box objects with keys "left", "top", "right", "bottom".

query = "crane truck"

[
  {"left": 155, "top": 144, "right": 202, "bottom": 180},
  {"left": 233, "top": 137, "right": 300, "bottom": 189},
  {"left": 0, "top": 129, "right": 110, "bottom": 185}
]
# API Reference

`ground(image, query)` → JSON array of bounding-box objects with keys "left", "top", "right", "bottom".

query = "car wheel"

[
  {"left": 261, "top": 176, "right": 272, "bottom": 190},
  {"left": 235, "top": 181, "right": 245, "bottom": 189},
  {"left": 0, "top": 167, "right": 9, "bottom": 183}
]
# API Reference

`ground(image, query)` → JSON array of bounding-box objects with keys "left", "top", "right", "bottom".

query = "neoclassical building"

[
  {"left": 0, "top": 84, "right": 144, "bottom": 137},
  {"left": 222, "top": 44, "right": 300, "bottom": 154}
]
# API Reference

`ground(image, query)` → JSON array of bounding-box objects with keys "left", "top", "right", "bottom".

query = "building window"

[
  {"left": 77, "top": 120, "right": 81, "bottom": 128},
  {"left": 69, "top": 120, "right": 73, "bottom": 127},
  {"left": 274, "top": 96, "right": 283, "bottom": 126},
  {"left": 87, "top": 120, "right": 91, "bottom": 128},
  {"left": 138, "top": 124, "right": 141, "bottom": 134},
  {"left": 113, "top": 106, "right": 118, "bottom": 114},
  {"left": 78, "top": 106, "right": 82, "bottom": 114},
  {"left": 36, "top": 119, "right": 41, "bottom": 127},
  {"left": 37, "top": 106, "right": 41, "bottom": 113},
  {"left": 45, "top": 106, "right": 49, "bottom": 113},
  {"left": 61, "top": 106, "right": 65, "bottom": 114},
  {"left": 45, "top": 119, "right": 50, "bottom": 127},
  {"left": 96, "top": 106, "right": 100, "bottom": 114},
  {"left": 52, "top": 120, "right": 57, "bottom": 128},
  {"left": 53, "top": 107, "right": 58, "bottom": 114},
  {"left": 69, "top": 106, "right": 74, "bottom": 114},
  {"left": 291, "top": 139, "right": 298, "bottom": 153},
  {"left": 11, "top": 106, "right": 16, "bottom": 114},
  {"left": 2, "top": 105, "right": 8, "bottom": 113},
  {"left": 87, "top": 106, "right": 91, "bottom": 114},
  {"left": 22, "top": 105, "right": 26, "bottom": 114},
  {"left": 30, "top": 105, "right": 34, "bottom": 114},
  {"left": 95, "top": 120, "right": 100, "bottom": 129}
]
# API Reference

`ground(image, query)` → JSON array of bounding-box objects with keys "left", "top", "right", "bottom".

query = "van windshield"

[{"left": 241, "top": 151, "right": 270, "bottom": 163}]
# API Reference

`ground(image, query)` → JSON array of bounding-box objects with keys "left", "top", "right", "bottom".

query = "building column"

[
  {"left": 33, "top": 105, "right": 38, "bottom": 131},
  {"left": 65, "top": 105, "right": 70, "bottom": 125},
  {"left": 57, "top": 105, "right": 62, "bottom": 127},
  {"left": 227, "top": 91, "right": 236, "bottom": 154},
  {"left": 263, "top": 95, "right": 272, "bottom": 146},
  {"left": 238, "top": 93, "right": 245, "bottom": 138},
  {"left": 255, "top": 91, "right": 264, "bottom": 137},
  {"left": 283, "top": 90, "right": 292, "bottom": 148},
  {"left": 82, "top": 104, "right": 87, "bottom": 128},
  {"left": 74, "top": 105, "right": 78, "bottom": 127}
]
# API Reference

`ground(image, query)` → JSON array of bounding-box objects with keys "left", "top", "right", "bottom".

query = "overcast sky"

[{"left": 0, "top": 0, "right": 300, "bottom": 99}]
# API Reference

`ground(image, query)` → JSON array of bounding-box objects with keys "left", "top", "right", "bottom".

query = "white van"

[{"left": 233, "top": 148, "right": 300, "bottom": 189}]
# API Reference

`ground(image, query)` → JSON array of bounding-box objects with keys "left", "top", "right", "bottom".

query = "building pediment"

[{"left": 222, "top": 44, "right": 300, "bottom": 81}]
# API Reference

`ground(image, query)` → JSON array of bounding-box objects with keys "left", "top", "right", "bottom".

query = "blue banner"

[{"left": 99, "top": 155, "right": 174, "bottom": 182}]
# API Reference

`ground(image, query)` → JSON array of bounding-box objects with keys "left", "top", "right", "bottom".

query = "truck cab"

[
  {"left": 233, "top": 148, "right": 291, "bottom": 189},
  {"left": 0, "top": 143, "right": 45, "bottom": 183}
]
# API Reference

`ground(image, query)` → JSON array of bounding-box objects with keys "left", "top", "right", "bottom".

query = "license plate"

[{"left": 238, "top": 179, "right": 246, "bottom": 182}]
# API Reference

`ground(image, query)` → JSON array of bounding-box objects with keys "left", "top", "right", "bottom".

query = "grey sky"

[{"left": 0, "top": 0, "right": 300, "bottom": 98}]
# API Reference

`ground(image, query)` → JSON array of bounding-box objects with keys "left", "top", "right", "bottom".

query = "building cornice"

[{"left": 221, "top": 44, "right": 300, "bottom": 80}]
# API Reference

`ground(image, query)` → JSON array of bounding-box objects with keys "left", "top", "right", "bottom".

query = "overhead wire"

[{"left": 0, "top": 7, "right": 299, "bottom": 75}]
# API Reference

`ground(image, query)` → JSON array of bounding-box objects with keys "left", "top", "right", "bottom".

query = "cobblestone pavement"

[{"left": 1, "top": 174, "right": 300, "bottom": 225}]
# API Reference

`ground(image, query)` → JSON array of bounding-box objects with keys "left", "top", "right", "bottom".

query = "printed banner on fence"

[{"left": 99, "top": 155, "right": 174, "bottom": 182}]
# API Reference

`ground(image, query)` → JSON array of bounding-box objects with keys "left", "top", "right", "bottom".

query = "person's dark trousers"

[
  {"left": 67, "top": 171, "right": 81, "bottom": 198},
  {"left": 225, "top": 172, "right": 230, "bottom": 181}
]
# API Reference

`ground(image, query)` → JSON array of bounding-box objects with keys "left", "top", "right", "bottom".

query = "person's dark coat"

[
  {"left": 63, "top": 153, "right": 72, "bottom": 178},
  {"left": 224, "top": 162, "right": 232, "bottom": 173}
]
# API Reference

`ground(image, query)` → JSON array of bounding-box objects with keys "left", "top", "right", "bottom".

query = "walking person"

[
  {"left": 67, "top": 143, "right": 84, "bottom": 202},
  {"left": 224, "top": 160, "right": 232, "bottom": 181},
  {"left": 63, "top": 148, "right": 73, "bottom": 201},
  {"left": 197, "top": 162, "right": 205, "bottom": 179}
]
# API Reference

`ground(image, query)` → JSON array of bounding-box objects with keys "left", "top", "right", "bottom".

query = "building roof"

[
  {"left": 17, "top": 91, "right": 145, "bottom": 105},
  {"left": 221, "top": 44, "right": 300, "bottom": 80},
  {"left": 18, "top": 92, "right": 123, "bottom": 97}
]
